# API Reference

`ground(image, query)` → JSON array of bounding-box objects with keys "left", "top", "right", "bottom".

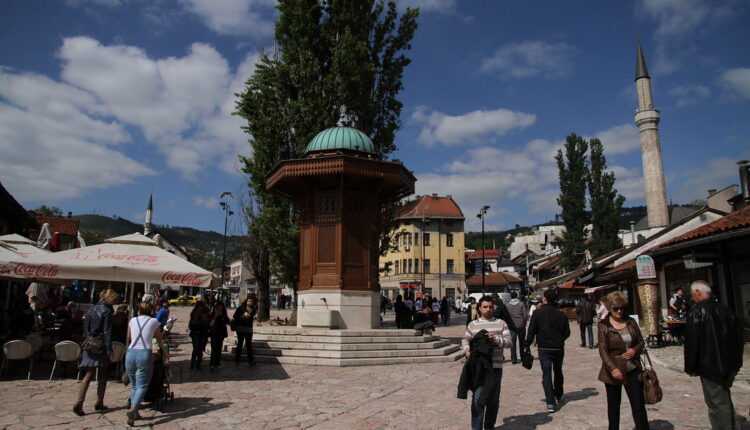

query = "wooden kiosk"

[{"left": 266, "top": 127, "right": 415, "bottom": 329}]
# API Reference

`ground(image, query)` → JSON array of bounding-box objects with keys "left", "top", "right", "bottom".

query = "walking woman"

[
  {"left": 597, "top": 291, "right": 649, "bottom": 430},
  {"left": 208, "top": 301, "right": 230, "bottom": 370},
  {"left": 125, "top": 301, "right": 163, "bottom": 426},
  {"left": 233, "top": 296, "right": 257, "bottom": 366},
  {"left": 73, "top": 289, "right": 119, "bottom": 416},
  {"left": 189, "top": 298, "right": 210, "bottom": 370}
]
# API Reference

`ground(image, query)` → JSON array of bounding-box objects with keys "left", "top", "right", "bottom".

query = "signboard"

[{"left": 636, "top": 255, "right": 657, "bottom": 279}]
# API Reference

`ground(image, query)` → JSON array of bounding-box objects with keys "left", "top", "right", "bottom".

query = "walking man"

[
  {"left": 461, "top": 296, "right": 512, "bottom": 430},
  {"left": 685, "top": 280, "right": 744, "bottom": 429},
  {"left": 506, "top": 291, "right": 528, "bottom": 364},
  {"left": 524, "top": 288, "right": 570, "bottom": 413},
  {"left": 575, "top": 296, "right": 595, "bottom": 348}
]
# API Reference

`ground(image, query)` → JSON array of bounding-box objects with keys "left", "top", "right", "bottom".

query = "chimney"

[
  {"left": 67, "top": 211, "right": 72, "bottom": 218},
  {"left": 739, "top": 160, "right": 750, "bottom": 204},
  {"left": 431, "top": 193, "right": 438, "bottom": 198}
]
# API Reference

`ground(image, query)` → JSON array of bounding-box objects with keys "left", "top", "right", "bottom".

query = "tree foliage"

[
  {"left": 34, "top": 205, "right": 63, "bottom": 217},
  {"left": 555, "top": 134, "right": 589, "bottom": 271},
  {"left": 588, "top": 138, "right": 625, "bottom": 257},
  {"left": 235, "top": 0, "right": 419, "bottom": 320}
]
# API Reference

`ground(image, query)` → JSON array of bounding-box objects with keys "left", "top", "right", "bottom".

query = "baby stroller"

[{"left": 127, "top": 347, "right": 174, "bottom": 411}]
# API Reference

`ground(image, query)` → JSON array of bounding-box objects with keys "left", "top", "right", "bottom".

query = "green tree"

[
  {"left": 588, "top": 138, "right": 625, "bottom": 257},
  {"left": 34, "top": 205, "right": 63, "bottom": 217},
  {"left": 555, "top": 133, "right": 589, "bottom": 271},
  {"left": 236, "top": 0, "right": 419, "bottom": 321}
]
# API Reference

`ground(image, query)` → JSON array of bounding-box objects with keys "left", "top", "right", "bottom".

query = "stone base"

[{"left": 296, "top": 290, "right": 379, "bottom": 329}]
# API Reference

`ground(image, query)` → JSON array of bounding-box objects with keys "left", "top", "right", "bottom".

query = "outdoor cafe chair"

[
  {"left": 49, "top": 341, "right": 81, "bottom": 382},
  {"left": 111, "top": 341, "right": 127, "bottom": 378},
  {"left": 2, "top": 340, "right": 34, "bottom": 380}
]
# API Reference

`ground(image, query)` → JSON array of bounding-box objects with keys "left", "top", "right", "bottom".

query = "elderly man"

[{"left": 685, "top": 280, "right": 744, "bottom": 429}]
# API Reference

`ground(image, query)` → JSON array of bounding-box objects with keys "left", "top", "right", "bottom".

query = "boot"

[
  {"left": 190, "top": 355, "right": 195, "bottom": 369},
  {"left": 74, "top": 369, "right": 93, "bottom": 416},
  {"left": 94, "top": 371, "right": 107, "bottom": 410},
  {"left": 126, "top": 404, "right": 139, "bottom": 426}
]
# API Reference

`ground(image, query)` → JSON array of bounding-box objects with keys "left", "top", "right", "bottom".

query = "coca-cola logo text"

[
  {"left": 96, "top": 253, "right": 160, "bottom": 264},
  {"left": 161, "top": 271, "right": 208, "bottom": 286},
  {"left": 13, "top": 263, "right": 60, "bottom": 278}
]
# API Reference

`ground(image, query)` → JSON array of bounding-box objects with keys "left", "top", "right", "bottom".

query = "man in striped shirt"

[{"left": 461, "top": 296, "right": 512, "bottom": 430}]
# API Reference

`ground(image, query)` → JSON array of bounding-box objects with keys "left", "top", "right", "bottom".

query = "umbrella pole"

[
  {"left": 4, "top": 280, "right": 11, "bottom": 311},
  {"left": 129, "top": 282, "right": 135, "bottom": 318}
]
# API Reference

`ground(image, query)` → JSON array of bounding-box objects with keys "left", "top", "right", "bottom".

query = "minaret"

[
  {"left": 144, "top": 193, "right": 153, "bottom": 235},
  {"left": 634, "top": 42, "right": 669, "bottom": 228}
]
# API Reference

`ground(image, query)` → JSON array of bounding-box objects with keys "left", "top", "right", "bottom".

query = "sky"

[{"left": 1, "top": 0, "right": 749, "bottom": 235}]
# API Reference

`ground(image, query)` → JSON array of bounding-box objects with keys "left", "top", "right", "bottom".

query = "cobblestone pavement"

[{"left": 1, "top": 306, "right": 748, "bottom": 429}]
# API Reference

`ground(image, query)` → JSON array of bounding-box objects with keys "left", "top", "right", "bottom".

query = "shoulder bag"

[
  {"left": 639, "top": 349, "right": 663, "bottom": 404},
  {"left": 81, "top": 307, "right": 104, "bottom": 354}
]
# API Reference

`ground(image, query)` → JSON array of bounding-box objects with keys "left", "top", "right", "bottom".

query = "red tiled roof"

[
  {"left": 533, "top": 255, "right": 561, "bottom": 272},
  {"left": 654, "top": 205, "right": 750, "bottom": 249},
  {"left": 601, "top": 260, "right": 636, "bottom": 276},
  {"left": 465, "top": 271, "right": 522, "bottom": 286},
  {"left": 35, "top": 215, "right": 79, "bottom": 236},
  {"left": 468, "top": 249, "right": 502, "bottom": 259},
  {"left": 396, "top": 194, "right": 464, "bottom": 219}
]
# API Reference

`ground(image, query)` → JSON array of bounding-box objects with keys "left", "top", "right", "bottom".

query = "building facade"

[{"left": 379, "top": 194, "right": 466, "bottom": 300}]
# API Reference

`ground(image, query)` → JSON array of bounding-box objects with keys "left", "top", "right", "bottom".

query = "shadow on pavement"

[
  {"left": 495, "top": 412, "right": 552, "bottom": 429},
  {"left": 560, "top": 387, "right": 599, "bottom": 404},
  {"left": 148, "top": 397, "right": 232, "bottom": 426},
  {"left": 173, "top": 359, "right": 291, "bottom": 383},
  {"left": 648, "top": 419, "right": 675, "bottom": 429}
]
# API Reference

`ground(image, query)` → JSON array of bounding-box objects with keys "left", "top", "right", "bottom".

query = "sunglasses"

[{"left": 611, "top": 306, "right": 624, "bottom": 312}]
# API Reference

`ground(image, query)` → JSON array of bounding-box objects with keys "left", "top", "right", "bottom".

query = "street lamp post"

[
  {"left": 220, "top": 198, "right": 234, "bottom": 304},
  {"left": 477, "top": 206, "right": 489, "bottom": 295}
]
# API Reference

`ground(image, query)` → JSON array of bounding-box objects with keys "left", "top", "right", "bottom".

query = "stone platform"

[{"left": 226, "top": 326, "right": 463, "bottom": 366}]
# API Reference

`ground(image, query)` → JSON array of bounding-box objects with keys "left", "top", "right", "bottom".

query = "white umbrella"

[
  {"left": 15, "top": 233, "right": 212, "bottom": 287},
  {"left": 0, "top": 234, "right": 53, "bottom": 258}
]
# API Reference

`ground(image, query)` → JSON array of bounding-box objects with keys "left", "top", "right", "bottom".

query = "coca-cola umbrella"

[
  {"left": 0, "top": 234, "right": 52, "bottom": 258},
  {"left": 15, "top": 233, "right": 212, "bottom": 287}
]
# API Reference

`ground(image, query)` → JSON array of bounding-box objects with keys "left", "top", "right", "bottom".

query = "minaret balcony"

[{"left": 634, "top": 109, "right": 660, "bottom": 129}]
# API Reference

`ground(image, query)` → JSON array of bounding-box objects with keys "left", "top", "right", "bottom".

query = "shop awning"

[{"left": 584, "top": 284, "right": 618, "bottom": 294}]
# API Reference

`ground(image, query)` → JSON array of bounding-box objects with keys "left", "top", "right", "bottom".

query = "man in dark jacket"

[
  {"left": 575, "top": 296, "right": 595, "bottom": 348},
  {"left": 524, "top": 288, "right": 570, "bottom": 413},
  {"left": 685, "top": 280, "right": 744, "bottom": 429}
]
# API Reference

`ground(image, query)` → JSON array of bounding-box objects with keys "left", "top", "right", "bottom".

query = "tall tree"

[
  {"left": 588, "top": 138, "right": 625, "bottom": 257},
  {"left": 555, "top": 133, "right": 589, "bottom": 271},
  {"left": 236, "top": 0, "right": 419, "bottom": 320}
]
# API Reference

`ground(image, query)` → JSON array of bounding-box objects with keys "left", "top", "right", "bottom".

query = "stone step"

[
  {"left": 251, "top": 350, "right": 464, "bottom": 367},
  {"left": 227, "top": 343, "right": 460, "bottom": 359},
  {"left": 239, "top": 334, "right": 440, "bottom": 344},
  {"left": 252, "top": 327, "right": 424, "bottom": 337},
  {"left": 245, "top": 339, "right": 450, "bottom": 351}
]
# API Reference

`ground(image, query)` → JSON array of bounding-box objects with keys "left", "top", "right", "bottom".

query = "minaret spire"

[
  {"left": 634, "top": 43, "right": 669, "bottom": 228},
  {"left": 144, "top": 192, "right": 153, "bottom": 235}
]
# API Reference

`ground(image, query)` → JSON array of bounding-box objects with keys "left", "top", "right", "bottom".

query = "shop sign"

[{"left": 636, "top": 255, "right": 657, "bottom": 279}]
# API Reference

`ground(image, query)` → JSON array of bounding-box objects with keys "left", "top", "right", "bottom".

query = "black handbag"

[
  {"left": 521, "top": 348, "right": 534, "bottom": 369},
  {"left": 230, "top": 318, "right": 237, "bottom": 332},
  {"left": 82, "top": 335, "right": 104, "bottom": 354}
]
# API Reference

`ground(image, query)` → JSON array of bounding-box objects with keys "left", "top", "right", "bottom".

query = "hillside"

[{"left": 74, "top": 214, "right": 244, "bottom": 271}]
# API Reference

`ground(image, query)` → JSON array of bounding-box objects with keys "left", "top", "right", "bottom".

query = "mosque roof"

[
  {"left": 635, "top": 42, "right": 650, "bottom": 81},
  {"left": 305, "top": 127, "right": 376, "bottom": 155}
]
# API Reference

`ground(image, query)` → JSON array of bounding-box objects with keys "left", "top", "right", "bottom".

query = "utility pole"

[
  {"left": 219, "top": 192, "right": 234, "bottom": 304},
  {"left": 477, "top": 206, "right": 489, "bottom": 295}
]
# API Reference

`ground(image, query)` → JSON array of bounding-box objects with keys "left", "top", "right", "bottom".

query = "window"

[
  {"left": 447, "top": 259, "right": 454, "bottom": 274},
  {"left": 414, "top": 233, "right": 419, "bottom": 246},
  {"left": 424, "top": 233, "right": 430, "bottom": 246},
  {"left": 403, "top": 259, "right": 407, "bottom": 273},
  {"left": 402, "top": 234, "right": 408, "bottom": 246},
  {"left": 423, "top": 259, "right": 431, "bottom": 274},
  {"left": 424, "top": 288, "right": 432, "bottom": 297},
  {"left": 446, "top": 288, "right": 455, "bottom": 299},
  {"left": 447, "top": 233, "right": 454, "bottom": 247},
  {"left": 408, "top": 233, "right": 412, "bottom": 246},
  {"left": 407, "top": 259, "right": 412, "bottom": 274},
  {"left": 414, "top": 258, "right": 419, "bottom": 273},
  {"left": 395, "top": 261, "right": 400, "bottom": 275}
]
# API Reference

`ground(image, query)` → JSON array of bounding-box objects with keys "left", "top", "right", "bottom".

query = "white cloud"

[
  {"left": 719, "top": 68, "right": 750, "bottom": 100},
  {"left": 669, "top": 84, "right": 711, "bottom": 107},
  {"left": 0, "top": 69, "right": 156, "bottom": 201},
  {"left": 193, "top": 196, "right": 219, "bottom": 209},
  {"left": 589, "top": 124, "right": 640, "bottom": 155},
  {"left": 397, "top": 0, "right": 457, "bottom": 14},
  {"left": 56, "top": 37, "right": 255, "bottom": 178},
  {"left": 411, "top": 106, "right": 536, "bottom": 147},
  {"left": 638, "top": 0, "right": 735, "bottom": 39},
  {"left": 672, "top": 152, "right": 750, "bottom": 203},
  {"left": 480, "top": 40, "right": 576, "bottom": 79},
  {"left": 178, "top": 0, "right": 275, "bottom": 38}
]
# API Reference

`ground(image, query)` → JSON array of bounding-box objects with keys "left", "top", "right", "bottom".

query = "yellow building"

[{"left": 379, "top": 194, "right": 466, "bottom": 300}]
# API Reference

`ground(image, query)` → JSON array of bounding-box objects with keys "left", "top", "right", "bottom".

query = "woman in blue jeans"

[{"left": 125, "top": 301, "right": 164, "bottom": 426}]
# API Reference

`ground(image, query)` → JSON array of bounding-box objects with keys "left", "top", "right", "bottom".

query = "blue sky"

[{"left": 1, "top": 0, "right": 749, "bottom": 234}]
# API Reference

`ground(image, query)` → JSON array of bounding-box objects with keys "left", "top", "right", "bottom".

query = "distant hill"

[{"left": 74, "top": 214, "right": 244, "bottom": 271}]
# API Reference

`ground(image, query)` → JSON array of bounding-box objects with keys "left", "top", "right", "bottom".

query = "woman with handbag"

[
  {"left": 125, "top": 301, "right": 163, "bottom": 426},
  {"left": 208, "top": 301, "right": 230, "bottom": 370},
  {"left": 189, "top": 298, "right": 210, "bottom": 370},
  {"left": 233, "top": 296, "right": 257, "bottom": 366},
  {"left": 73, "top": 289, "right": 119, "bottom": 416},
  {"left": 597, "top": 291, "right": 649, "bottom": 430}
]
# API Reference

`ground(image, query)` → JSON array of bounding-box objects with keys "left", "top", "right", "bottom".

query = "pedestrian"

[
  {"left": 73, "top": 289, "right": 119, "bottom": 416},
  {"left": 459, "top": 296, "right": 512, "bottom": 430},
  {"left": 466, "top": 296, "right": 477, "bottom": 326},
  {"left": 669, "top": 287, "right": 687, "bottom": 320},
  {"left": 124, "top": 301, "right": 164, "bottom": 426},
  {"left": 155, "top": 300, "right": 170, "bottom": 329},
  {"left": 576, "top": 296, "right": 596, "bottom": 348},
  {"left": 413, "top": 306, "right": 434, "bottom": 335},
  {"left": 381, "top": 294, "right": 388, "bottom": 315},
  {"left": 597, "top": 291, "right": 649, "bottom": 430},
  {"left": 491, "top": 292, "right": 517, "bottom": 334},
  {"left": 111, "top": 304, "right": 129, "bottom": 344},
  {"left": 506, "top": 291, "right": 528, "bottom": 364},
  {"left": 685, "top": 280, "right": 744, "bottom": 429},
  {"left": 524, "top": 288, "right": 570, "bottom": 413},
  {"left": 431, "top": 298, "right": 441, "bottom": 325},
  {"left": 208, "top": 301, "right": 230, "bottom": 370},
  {"left": 414, "top": 296, "right": 423, "bottom": 311},
  {"left": 440, "top": 296, "right": 451, "bottom": 325},
  {"left": 188, "top": 298, "right": 210, "bottom": 370},
  {"left": 233, "top": 296, "right": 257, "bottom": 366}
]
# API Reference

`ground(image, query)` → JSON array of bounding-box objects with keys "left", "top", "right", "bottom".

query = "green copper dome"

[{"left": 305, "top": 127, "right": 376, "bottom": 155}]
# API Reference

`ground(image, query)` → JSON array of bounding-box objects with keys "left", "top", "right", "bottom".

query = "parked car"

[{"left": 169, "top": 295, "right": 197, "bottom": 306}]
